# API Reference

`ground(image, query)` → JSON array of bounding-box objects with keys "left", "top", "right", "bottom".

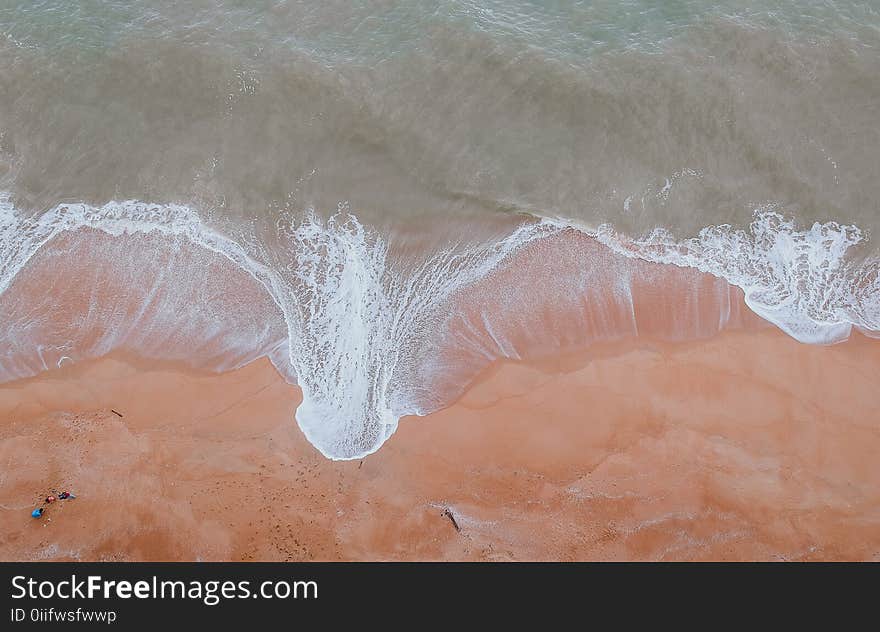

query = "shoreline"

[{"left": 1, "top": 328, "right": 878, "bottom": 561}]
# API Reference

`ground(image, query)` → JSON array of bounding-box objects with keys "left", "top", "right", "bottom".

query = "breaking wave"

[
  {"left": 587, "top": 208, "right": 880, "bottom": 345},
  {"left": 0, "top": 191, "right": 877, "bottom": 459}
]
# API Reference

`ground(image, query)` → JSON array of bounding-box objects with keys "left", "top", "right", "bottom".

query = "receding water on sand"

[{"left": 1, "top": 191, "right": 877, "bottom": 458}]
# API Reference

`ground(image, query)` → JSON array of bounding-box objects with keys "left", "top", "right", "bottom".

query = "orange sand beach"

[{"left": 1, "top": 327, "right": 879, "bottom": 561}]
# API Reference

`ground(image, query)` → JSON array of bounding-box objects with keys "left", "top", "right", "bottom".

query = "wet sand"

[{"left": 1, "top": 328, "right": 879, "bottom": 561}]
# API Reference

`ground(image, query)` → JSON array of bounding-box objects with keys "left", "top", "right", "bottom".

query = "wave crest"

[
  {"left": 589, "top": 207, "right": 878, "bottom": 344},
  {"left": 1, "top": 192, "right": 877, "bottom": 459}
]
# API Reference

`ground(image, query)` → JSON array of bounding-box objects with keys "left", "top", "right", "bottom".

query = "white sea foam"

[
  {"left": 0, "top": 192, "right": 277, "bottom": 299},
  {"left": 0, "top": 192, "right": 559, "bottom": 459},
  {"left": 0, "top": 192, "right": 290, "bottom": 377},
  {"left": 278, "top": 212, "right": 558, "bottom": 458},
  {"left": 1, "top": 191, "right": 877, "bottom": 459},
  {"left": 583, "top": 207, "right": 879, "bottom": 345}
]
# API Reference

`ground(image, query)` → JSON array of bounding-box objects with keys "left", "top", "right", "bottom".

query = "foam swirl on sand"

[
  {"left": 1, "top": 192, "right": 877, "bottom": 459},
  {"left": 0, "top": 192, "right": 559, "bottom": 458},
  {"left": 280, "top": 213, "right": 560, "bottom": 458}
]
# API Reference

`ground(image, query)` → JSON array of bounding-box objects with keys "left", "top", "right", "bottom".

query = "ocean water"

[{"left": 1, "top": 1, "right": 878, "bottom": 458}]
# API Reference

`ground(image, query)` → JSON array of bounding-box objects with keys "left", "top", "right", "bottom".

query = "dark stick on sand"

[
  {"left": 443, "top": 508, "right": 461, "bottom": 532},
  {"left": 111, "top": 409, "right": 124, "bottom": 417}
]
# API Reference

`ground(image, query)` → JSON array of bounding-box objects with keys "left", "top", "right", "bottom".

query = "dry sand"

[{"left": 1, "top": 328, "right": 879, "bottom": 561}]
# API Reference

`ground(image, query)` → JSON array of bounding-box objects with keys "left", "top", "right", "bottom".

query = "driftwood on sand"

[{"left": 443, "top": 508, "right": 461, "bottom": 532}]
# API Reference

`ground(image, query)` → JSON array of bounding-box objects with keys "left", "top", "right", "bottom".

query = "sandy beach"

[{"left": 2, "top": 327, "right": 878, "bottom": 561}]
